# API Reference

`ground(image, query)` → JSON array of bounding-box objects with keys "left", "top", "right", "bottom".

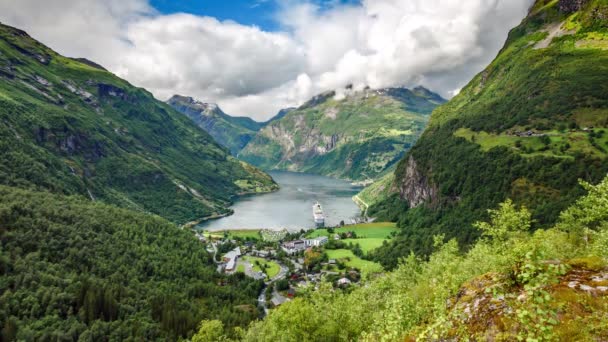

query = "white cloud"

[{"left": 0, "top": 0, "right": 533, "bottom": 120}]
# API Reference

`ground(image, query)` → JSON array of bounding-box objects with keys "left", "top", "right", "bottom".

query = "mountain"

[
  {"left": 239, "top": 86, "right": 446, "bottom": 181},
  {"left": 365, "top": 0, "right": 608, "bottom": 267},
  {"left": 263, "top": 107, "right": 296, "bottom": 125},
  {"left": 168, "top": 95, "right": 265, "bottom": 155},
  {"left": 0, "top": 23, "right": 277, "bottom": 225}
]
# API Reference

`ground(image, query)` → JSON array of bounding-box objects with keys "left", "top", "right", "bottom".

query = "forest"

[{"left": 0, "top": 186, "right": 263, "bottom": 340}]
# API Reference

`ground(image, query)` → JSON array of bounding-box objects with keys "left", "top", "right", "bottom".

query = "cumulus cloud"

[{"left": 0, "top": 0, "right": 533, "bottom": 120}]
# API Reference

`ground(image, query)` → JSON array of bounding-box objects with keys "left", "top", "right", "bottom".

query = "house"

[
  {"left": 257, "top": 250, "right": 270, "bottom": 258},
  {"left": 328, "top": 259, "right": 337, "bottom": 265},
  {"left": 281, "top": 240, "right": 307, "bottom": 255},
  {"left": 334, "top": 234, "right": 341, "bottom": 240},
  {"left": 305, "top": 236, "right": 329, "bottom": 247},
  {"left": 223, "top": 247, "right": 241, "bottom": 273}
]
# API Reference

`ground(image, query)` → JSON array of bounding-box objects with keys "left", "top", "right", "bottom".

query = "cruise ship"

[{"left": 313, "top": 202, "right": 325, "bottom": 227}]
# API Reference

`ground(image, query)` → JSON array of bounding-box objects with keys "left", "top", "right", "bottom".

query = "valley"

[{"left": 1, "top": 0, "right": 608, "bottom": 341}]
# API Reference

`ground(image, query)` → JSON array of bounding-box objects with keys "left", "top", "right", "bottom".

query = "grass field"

[
  {"left": 236, "top": 263, "right": 245, "bottom": 273},
  {"left": 307, "top": 222, "right": 398, "bottom": 239},
  {"left": 204, "top": 229, "right": 261, "bottom": 240},
  {"left": 341, "top": 238, "right": 387, "bottom": 252},
  {"left": 242, "top": 256, "right": 280, "bottom": 278},
  {"left": 325, "top": 249, "right": 383, "bottom": 276},
  {"left": 454, "top": 127, "right": 608, "bottom": 159}
]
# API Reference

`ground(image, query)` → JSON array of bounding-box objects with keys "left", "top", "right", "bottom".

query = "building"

[
  {"left": 281, "top": 240, "right": 307, "bottom": 255},
  {"left": 305, "top": 236, "right": 329, "bottom": 247},
  {"left": 223, "top": 247, "right": 241, "bottom": 273}
]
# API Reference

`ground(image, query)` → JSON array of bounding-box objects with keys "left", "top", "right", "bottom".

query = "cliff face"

[
  {"left": 240, "top": 87, "right": 445, "bottom": 181},
  {"left": 398, "top": 156, "right": 438, "bottom": 207}
]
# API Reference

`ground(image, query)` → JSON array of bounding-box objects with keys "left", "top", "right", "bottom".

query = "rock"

[
  {"left": 98, "top": 83, "right": 128, "bottom": 101},
  {"left": 559, "top": 0, "right": 589, "bottom": 13},
  {"left": 34, "top": 75, "right": 50, "bottom": 86},
  {"left": 399, "top": 156, "right": 438, "bottom": 207}
]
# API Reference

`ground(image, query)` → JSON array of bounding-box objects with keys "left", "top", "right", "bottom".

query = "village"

[{"left": 194, "top": 222, "right": 398, "bottom": 312}]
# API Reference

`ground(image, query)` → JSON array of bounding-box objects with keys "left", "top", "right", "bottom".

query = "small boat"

[{"left": 313, "top": 202, "right": 325, "bottom": 228}]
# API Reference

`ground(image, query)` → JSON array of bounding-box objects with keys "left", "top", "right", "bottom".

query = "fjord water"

[{"left": 199, "top": 171, "right": 362, "bottom": 231}]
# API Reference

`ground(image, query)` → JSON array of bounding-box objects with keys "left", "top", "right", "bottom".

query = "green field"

[
  {"left": 204, "top": 229, "right": 262, "bottom": 240},
  {"left": 341, "top": 238, "right": 387, "bottom": 252},
  {"left": 242, "top": 256, "right": 280, "bottom": 278},
  {"left": 454, "top": 125, "right": 608, "bottom": 160},
  {"left": 325, "top": 249, "right": 383, "bottom": 276},
  {"left": 307, "top": 222, "right": 398, "bottom": 239}
]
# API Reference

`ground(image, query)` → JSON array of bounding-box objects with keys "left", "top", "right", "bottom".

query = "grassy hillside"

[
  {"left": 366, "top": 0, "right": 608, "bottom": 267},
  {"left": 0, "top": 23, "right": 277, "bottom": 225},
  {"left": 0, "top": 186, "right": 264, "bottom": 340},
  {"left": 168, "top": 95, "right": 264, "bottom": 155},
  {"left": 240, "top": 87, "right": 445, "bottom": 181}
]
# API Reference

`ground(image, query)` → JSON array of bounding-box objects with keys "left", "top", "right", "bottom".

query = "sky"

[{"left": 0, "top": 0, "right": 534, "bottom": 121}]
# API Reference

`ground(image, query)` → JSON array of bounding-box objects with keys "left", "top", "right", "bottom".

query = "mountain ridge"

[
  {"left": 0, "top": 22, "right": 277, "bottom": 224},
  {"left": 240, "top": 85, "right": 446, "bottom": 181}
]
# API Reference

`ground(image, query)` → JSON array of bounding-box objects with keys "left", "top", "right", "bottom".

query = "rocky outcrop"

[
  {"left": 559, "top": 0, "right": 589, "bottom": 13},
  {"left": 398, "top": 156, "right": 438, "bottom": 207},
  {"left": 98, "top": 83, "right": 128, "bottom": 101}
]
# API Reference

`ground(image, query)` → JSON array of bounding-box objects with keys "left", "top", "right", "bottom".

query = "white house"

[
  {"left": 223, "top": 247, "right": 241, "bottom": 273},
  {"left": 305, "top": 236, "right": 329, "bottom": 247}
]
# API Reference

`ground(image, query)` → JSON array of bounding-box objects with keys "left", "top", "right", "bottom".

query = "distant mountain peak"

[
  {"left": 168, "top": 95, "right": 264, "bottom": 155},
  {"left": 168, "top": 95, "right": 222, "bottom": 115}
]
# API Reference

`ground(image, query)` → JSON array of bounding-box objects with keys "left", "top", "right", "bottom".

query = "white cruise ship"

[{"left": 313, "top": 202, "right": 325, "bottom": 227}]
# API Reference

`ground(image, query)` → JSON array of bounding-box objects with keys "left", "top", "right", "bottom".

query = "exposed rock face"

[
  {"left": 98, "top": 83, "right": 128, "bottom": 101},
  {"left": 399, "top": 156, "right": 438, "bottom": 207},
  {"left": 559, "top": 0, "right": 588, "bottom": 13}
]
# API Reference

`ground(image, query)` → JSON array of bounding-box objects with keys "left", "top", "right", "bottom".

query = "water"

[{"left": 198, "top": 171, "right": 362, "bottom": 231}]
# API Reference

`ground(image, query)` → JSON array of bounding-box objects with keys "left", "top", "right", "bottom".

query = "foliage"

[
  {"left": 0, "top": 186, "right": 264, "bottom": 340},
  {"left": 240, "top": 172, "right": 608, "bottom": 341},
  {"left": 474, "top": 199, "right": 532, "bottom": 242},
  {"left": 192, "top": 320, "right": 228, "bottom": 342}
]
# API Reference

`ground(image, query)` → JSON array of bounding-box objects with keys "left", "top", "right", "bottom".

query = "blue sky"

[{"left": 150, "top": 0, "right": 361, "bottom": 31}]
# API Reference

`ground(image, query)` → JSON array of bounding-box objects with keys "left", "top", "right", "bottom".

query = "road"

[{"left": 353, "top": 195, "right": 369, "bottom": 217}]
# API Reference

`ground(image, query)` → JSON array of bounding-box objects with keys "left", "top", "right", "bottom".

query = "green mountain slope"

[
  {"left": 167, "top": 95, "right": 265, "bottom": 155},
  {"left": 239, "top": 87, "right": 446, "bottom": 181},
  {"left": 366, "top": 0, "right": 608, "bottom": 267},
  {"left": 0, "top": 185, "right": 263, "bottom": 340},
  {"left": 0, "top": 23, "right": 277, "bottom": 225}
]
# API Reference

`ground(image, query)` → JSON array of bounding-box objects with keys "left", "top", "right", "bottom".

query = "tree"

[
  {"left": 558, "top": 176, "right": 608, "bottom": 241},
  {"left": 474, "top": 199, "right": 532, "bottom": 243},
  {"left": 192, "top": 320, "right": 226, "bottom": 342}
]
